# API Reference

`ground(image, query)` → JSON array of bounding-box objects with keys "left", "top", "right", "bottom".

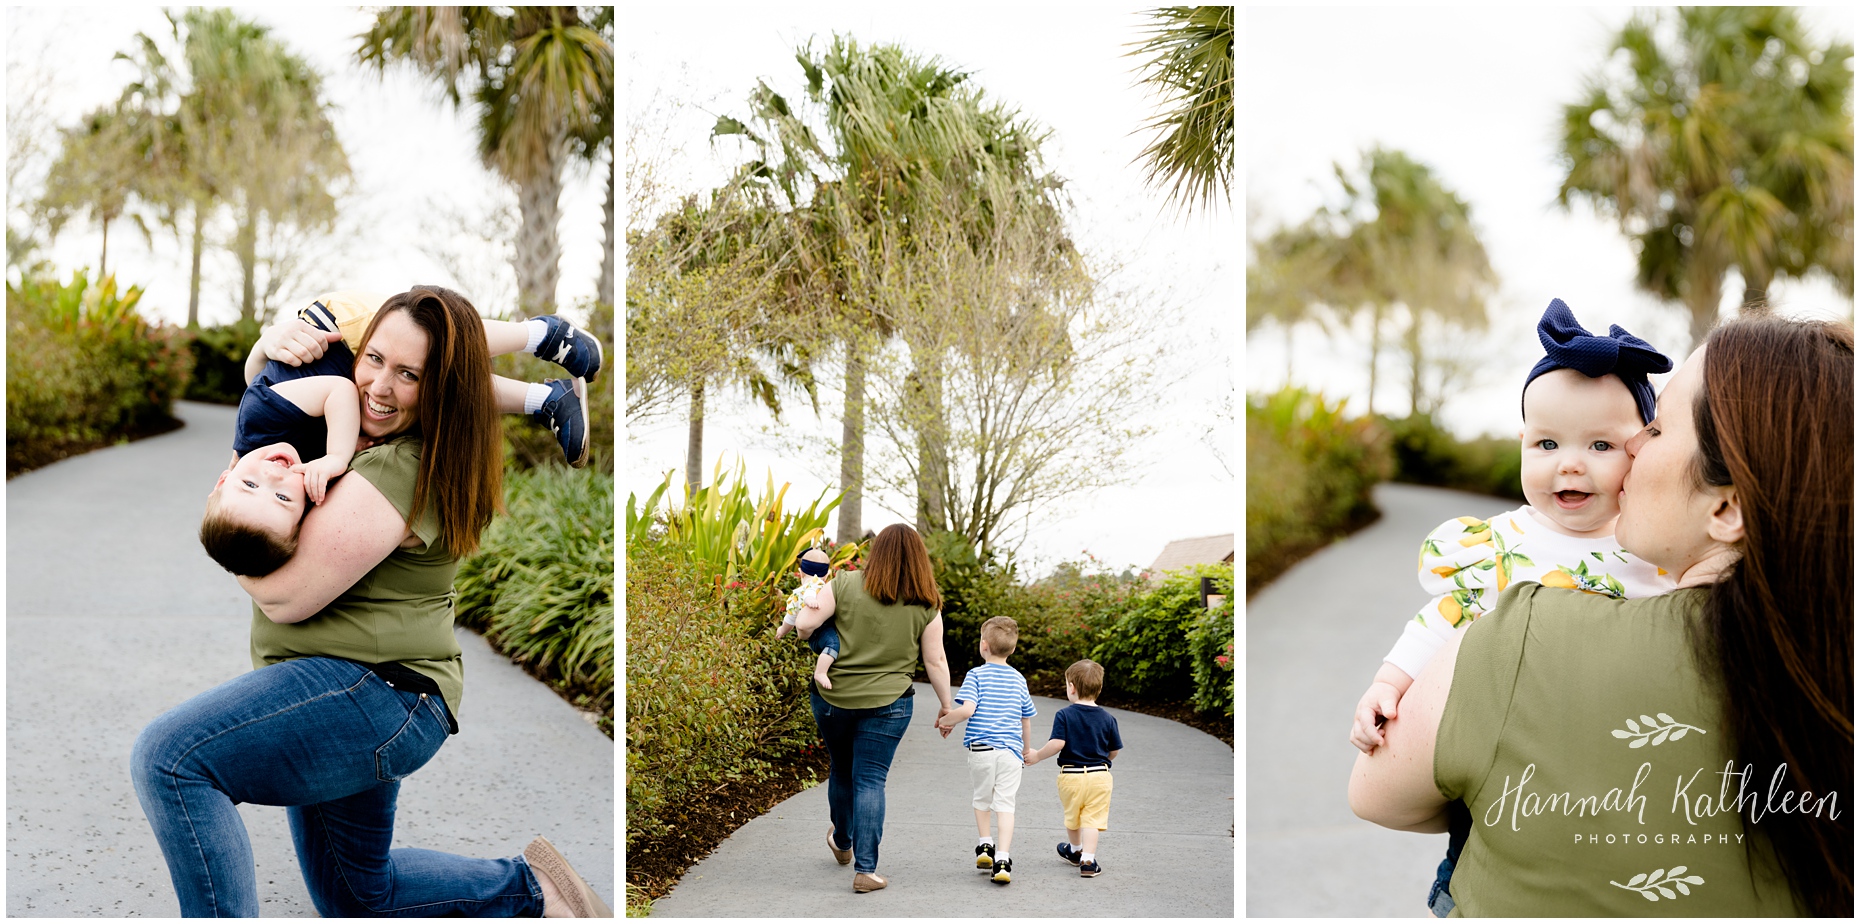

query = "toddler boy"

[
  {"left": 934, "top": 616, "right": 1036, "bottom": 885},
  {"left": 774, "top": 548, "right": 839, "bottom": 689},
  {"left": 199, "top": 290, "right": 603, "bottom": 577},
  {"left": 1025, "top": 658, "right": 1122, "bottom": 878}
]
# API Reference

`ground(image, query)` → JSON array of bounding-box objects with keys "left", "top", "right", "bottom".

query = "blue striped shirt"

[{"left": 955, "top": 662, "right": 1037, "bottom": 758}]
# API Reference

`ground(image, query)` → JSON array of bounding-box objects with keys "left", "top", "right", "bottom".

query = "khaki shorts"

[
  {"left": 298, "top": 291, "right": 391, "bottom": 353},
  {"left": 1057, "top": 770, "right": 1114, "bottom": 831},
  {"left": 967, "top": 748, "right": 1024, "bottom": 813}
]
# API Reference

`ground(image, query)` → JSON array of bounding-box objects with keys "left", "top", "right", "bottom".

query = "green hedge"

[
  {"left": 455, "top": 465, "right": 615, "bottom": 733},
  {"left": 624, "top": 541, "right": 817, "bottom": 844},
  {"left": 1245, "top": 387, "right": 1390, "bottom": 595},
  {"left": 1091, "top": 563, "right": 1233, "bottom": 703},
  {"left": 6, "top": 270, "right": 192, "bottom": 476},
  {"left": 1382, "top": 412, "right": 1524, "bottom": 501},
  {"left": 183, "top": 318, "right": 262, "bottom": 405}
]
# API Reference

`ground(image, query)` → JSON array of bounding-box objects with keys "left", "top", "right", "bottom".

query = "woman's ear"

[{"left": 1706, "top": 486, "right": 1745, "bottom": 545}]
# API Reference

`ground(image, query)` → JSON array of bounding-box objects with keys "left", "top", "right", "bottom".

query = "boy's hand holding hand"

[{"left": 292, "top": 456, "right": 349, "bottom": 505}]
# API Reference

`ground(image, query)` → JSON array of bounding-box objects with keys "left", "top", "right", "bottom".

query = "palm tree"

[
  {"left": 38, "top": 106, "right": 142, "bottom": 278},
  {"left": 1557, "top": 7, "right": 1853, "bottom": 350},
  {"left": 1129, "top": 6, "right": 1234, "bottom": 213},
  {"left": 358, "top": 6, "right": 612, "bottom": 316}
]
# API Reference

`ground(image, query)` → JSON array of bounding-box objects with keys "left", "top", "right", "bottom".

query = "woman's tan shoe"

[
  {"left": 524, "top": 836, "right": 614, "bottom": 917},
  {"left": 827, "top": 827, "right": 852, "bottom": 865},
  {"left": 853, "top": 871, "right": 888, "bottom": 893}
]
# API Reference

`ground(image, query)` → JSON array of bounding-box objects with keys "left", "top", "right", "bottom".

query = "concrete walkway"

[
  {"left": 650, "top": 682, "right": 1234, "bottom": 917},
  {"left": 6, "top": 401, "right": 614, "bottom": 916},
  {"left": 1245, "top": 482, "right": 1516, "bottom": 916}
]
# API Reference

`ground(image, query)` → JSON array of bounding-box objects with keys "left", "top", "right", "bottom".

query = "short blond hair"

[
  {"left": 1065, "top": 659, "right": 1105, "bottom": 699},
  {"left": 980, "top": 616, "right": 1019, "bottom": 658}
]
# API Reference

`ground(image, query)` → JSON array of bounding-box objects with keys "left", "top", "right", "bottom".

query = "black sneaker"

[
  {"left": 975, "top": 842, "right": 995, "bottom": 870},
  {"left": 1079, "top": 858, "right": 1102, "bottom": 878},
  {"left": 991, "top": 858, "right": 1012, "bottom": 884},
  {"left": 1056, "top": 841, "right": 1081, "bottom": 866},
  {"left": 532, "top": 378, "right": 589, "bottom": 468},
  {"left": 533, "top": 314, "right": 604, "bottom": 383}
]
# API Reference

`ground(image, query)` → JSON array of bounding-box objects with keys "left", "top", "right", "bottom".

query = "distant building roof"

[{"left": 1148, "top": 533, "right": 1235, "bottom": 575}]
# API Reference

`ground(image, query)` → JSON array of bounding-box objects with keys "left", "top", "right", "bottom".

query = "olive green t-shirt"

[
  {"left": 1437, "top": 582, "right": 1800, "bottom": 916},
  {"left": 818, "top": 571, "right": 938, "bottom": 710},
  {"left": 250, "top": 437, "right": 465, "bottom": 721}
]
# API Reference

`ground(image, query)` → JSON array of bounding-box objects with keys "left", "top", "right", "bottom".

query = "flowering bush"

[
  {"left": 1187, "top": 583, "right": 1235, "bottom": 717},
  {"left": 1091, "top": 562, "right": 1234, "bottom": 702}
]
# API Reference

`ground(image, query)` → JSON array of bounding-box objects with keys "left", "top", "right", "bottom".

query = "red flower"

[{"left": 1214, "top": 655, "right": 1231, "bottom": 667}]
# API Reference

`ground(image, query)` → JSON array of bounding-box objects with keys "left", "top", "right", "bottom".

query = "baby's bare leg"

[
  {"left": 813, "top": 651, "right": 834, "bottom": 690},
  {"left": 493, "top": 375, "right": 530, "bottom": 415},
  {"left": 974, "top": 808, "right": 992, "bottom": 839},
  {"left": 483, "top": 319, "right": 530, "bottom": 357}
]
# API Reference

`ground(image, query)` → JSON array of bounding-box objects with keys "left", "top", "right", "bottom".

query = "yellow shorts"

[
  {"left": 1056, "top": 770, "right": 1113, "bottom": 831},
  {"left": 298, "top": 291, "right": 391, "bottom": 353}
]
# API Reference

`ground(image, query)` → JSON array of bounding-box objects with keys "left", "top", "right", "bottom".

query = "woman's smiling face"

[
  {"left": 354, "top": 309, "right": 429, "bottom": 439},
  {"left": 1616, "top": 345, "right": 1726, "bottom": 578}
]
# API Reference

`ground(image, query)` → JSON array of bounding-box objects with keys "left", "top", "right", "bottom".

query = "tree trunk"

[
  {"left": 1739, "top": 264, "right": 1773, "bottom": 316},
  {"left": 596, "top": 155, "right": 615, "bottom": 307},
  {"left": 236, "top": 211, "right": 258, "bottom": 323},
  {"left": 1683, "top": 257, "right": 1727, "bottom": 354},
  {"left": 513, "top": 131, "right": 567, "bottom": 317},
  {"left": 1405, "top": 310, "right": 1424, "bottom": 418},
  {"left": 1365, "top": 303, "right": 1384, "bottom": 416},
  {"left": 99, "top": 218, "right": 110, "bottom": 280},
  {"left": 836, "top": 346, "right": 865, "bottom": 545},
  {"left": 187, "top": 201, "right": 205, "bottom": 329},
  {"left": 1284, "top": 323, "right": 1295, "bottom": 387},
  {"left": 908, "top": 352, "right": 948, "bottom": 536},
  {"left": 685, "top": 381, "right": 705, "bottom": 495}
]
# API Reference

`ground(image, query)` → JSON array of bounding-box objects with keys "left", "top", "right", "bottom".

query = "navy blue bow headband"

[
  {"left": 1522, "top": 298, "right": 1672, "bottom": 424},
  {"left": 799, "top": 557, "right": 829, "bottom": 578}
]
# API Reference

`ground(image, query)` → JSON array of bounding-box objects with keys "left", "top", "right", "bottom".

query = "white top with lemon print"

[{"left": 1382, "top": 506, "right": 1675, "bottom": 680}]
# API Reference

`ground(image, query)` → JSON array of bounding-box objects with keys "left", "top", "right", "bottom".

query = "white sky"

[
  {"left": 1244, "top": 5, "right": 1856, "bottom": 440},
  {"left": 4, "top": 6, "right": 609, "bottom": 327},
  {"left": 625, "top": 3, "right": 1238, "bottom": 577}
]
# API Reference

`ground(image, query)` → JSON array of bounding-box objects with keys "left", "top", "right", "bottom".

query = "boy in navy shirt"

[
  {"left": 1025, "top": 659, "right": 1123, "bottom": 878},
  {"left": 199, "top": 290, "right": 602, "bottom": 576},
  {"left": 934, "top": 616, "right": 1036, "bottom": 884}
]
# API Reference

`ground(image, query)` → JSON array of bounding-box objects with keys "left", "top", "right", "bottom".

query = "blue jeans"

[
  {"left": 811, "top": 686, "right": 912, "bottom": 874},
  {"left": 130, "top": 657, "right": 543, "bottom": 917},
  {"left": 1428, "top": 799, "right": 1471, "bottom": 917},
  {"left": 805, "top": 618, "right": 841, "bottom": 660}
]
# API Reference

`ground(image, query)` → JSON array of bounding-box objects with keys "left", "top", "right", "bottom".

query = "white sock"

[
  {"left": 996, "top": 851, "right": 1009, "bottom": 862},
  {"left": 523, "top": 382, "right": 552, "bottom": 414},
  {"left": 524, "top": 318, "right": 549, "bottom": 353},
  {"left": 979, "top": 836, "right": 993, "bottom": 847},
  {"left": 1081, "top": 852, "right": 1095, "bottom": 863}
]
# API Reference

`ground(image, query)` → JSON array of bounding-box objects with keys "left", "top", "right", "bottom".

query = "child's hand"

[
  {"left": 292, "top": 456, "right": 348, "bottom": 505},
  {"left": 1023, "top": 751, "right": 1037, "bottom": 767},
  {"left": 1350, "top": 680, "right": 1403, "bottom": 753}
]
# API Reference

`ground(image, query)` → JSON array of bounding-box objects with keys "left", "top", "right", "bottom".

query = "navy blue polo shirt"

[
  {"left": 1050, "top": 703, "right": 1123, "bottom": 768},
  {"left": 232, "top": 342, "right": 355, "bottom": 461}
]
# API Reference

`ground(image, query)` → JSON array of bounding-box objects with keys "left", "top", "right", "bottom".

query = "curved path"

[
  {"left": 5, "top": 401, "right": 614, "bottom": 916},
  {"left": 1246, "top": 482, "right": 1515, "bottom": 916},
  {"left": 650, "top": 683, "right": 1234, "bottom": 916}
]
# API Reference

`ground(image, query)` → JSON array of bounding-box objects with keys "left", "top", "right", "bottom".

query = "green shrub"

[
  {"left": 184, "top": 318, "right": 263, "bottom": 405},
  {"left": 6, "top": 270, "right": 192, "bottom": 475},
  {"left": 1382, "top": 412, "right": 1524, "bottom": 501},
  {"left": 1091, "top": 563, "right": 1232, "bottom": 702},
  {"left": 925, "top": 531, "right": 1032, "bottom": 680},
  {"left": 1012, "top": 554, "right": 1142, "bottom": 688},
  {"left": 1187, "top": 592, "right": 1235, "bottom": 717},
  {"left": 455, "top": 465, "right": 615, "bottom": 732},
  {"left": 1245, "top": 387, "right": 1390, "bottom": 594},
  {"left": 624, "top": 541, "right": 817, "bottom": 844}
]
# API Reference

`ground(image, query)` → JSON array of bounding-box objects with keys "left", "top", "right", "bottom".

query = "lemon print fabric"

[{"left": 1384, "top": 505, "right": 1678, "bottom": 682}]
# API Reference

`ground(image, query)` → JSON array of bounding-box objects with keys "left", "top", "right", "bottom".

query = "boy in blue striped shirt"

[{"left": 934, "top": 616, "right": 1037, "bottom": 884}]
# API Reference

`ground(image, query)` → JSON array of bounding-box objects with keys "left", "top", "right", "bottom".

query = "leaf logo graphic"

[
  {"left": 1610, "top": 713, "right": 1705, "bottom": 748},
  {"left": 1610, "top": 866, "right": 1704, "bottom": 901}
]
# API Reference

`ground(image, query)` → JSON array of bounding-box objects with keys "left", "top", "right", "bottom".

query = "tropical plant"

[
  {"left": 1245, "top": 386, "right": 1391, "bottom": 595},
  {"left": 37, "top": 107, "right": 146, "bottom": 279},
  {"left": 1557, "top": 7, "right": 1854, "bottom": 350},
  {"left": 1128, "top": 6, "right": 1234, "bottom": 213},
  {"left": 632, "top": 460, "right": 858, "bottom": 590},
  {"left": 358, "top": 6, "right": 613, "bottom": 316}
]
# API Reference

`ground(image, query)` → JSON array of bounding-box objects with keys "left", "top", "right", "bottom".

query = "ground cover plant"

[
  {"left": 1245, "top": 386, "right": 1390, "bottom": 595},
  {"left": 6, "top": 270, "right": 192, "bottom": 476},
  {"left": 455, "top": 464, "right": 615, "bottom": 735}
]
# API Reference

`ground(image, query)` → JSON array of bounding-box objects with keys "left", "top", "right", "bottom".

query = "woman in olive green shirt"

[
  {"left": 795, "top": 524, "right": 956, "bottom": 893},
  {"left": 132, "top": 288, "right": 608, "bottom": 917},
  {"left": 1351, "top": 316, "right": 1852, "bottom": 916}
]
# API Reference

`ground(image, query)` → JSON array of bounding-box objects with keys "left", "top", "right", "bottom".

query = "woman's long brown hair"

[
  {"left": 861, "top": 524, "right": 942, "bottom": 610},
  {"left": 1693, "top": 316, "right": 1852, "bottom": 915},
  {"left": 356, "top": 286, "right": 503, "bottom": 559}
]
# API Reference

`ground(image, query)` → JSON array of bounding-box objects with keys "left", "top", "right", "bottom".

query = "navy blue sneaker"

[
  {"left": 1079, "top": 858, "right": 1102, "bottom": 878},
  {"left": 975, "top": 843, "right": 995, "bottom": 870},
  {"left": 533, "top": 378, "right": 589, "bottom": 468},
  {"left": 533, "top": 315, "right": 604, "bottom": 383},
  {"left": 1056, "top": 842, "right": 1081, "bottom": 866}
]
